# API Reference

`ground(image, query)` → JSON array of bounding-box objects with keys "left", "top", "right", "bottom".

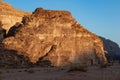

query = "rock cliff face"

[
  {"left": 100, "top": 37, "right": 120, "bottom": 60},
  {"left": 3, "top": 8, "right": 107, "bottom": 67},
  {"left": 0, "top": 21, "right": 6, "bottom": 42},
  {"left": 0, "top": 1, "right": 31, "bottom": 32}
]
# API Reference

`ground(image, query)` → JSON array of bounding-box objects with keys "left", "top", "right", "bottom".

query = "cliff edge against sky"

[
  {"left": 0, "top": 1, "right": 120, "bottom": 68},
  {"left": 0, "top": 1, "right": 31, "bottom": 32}
]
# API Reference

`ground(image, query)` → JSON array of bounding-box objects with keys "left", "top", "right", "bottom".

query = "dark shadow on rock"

[
  {"left": 0, "top": 21, "right": 6, "bottom": 42},
  {"left": 7, "top": 22, "right": 23, "bottom": 37},
  {"left": 0, "top": 47, "right": 31, "bottom": 68},
  {"left": 100, "top": 36, "right": 120, "bottom": 61},
  {"left": 0, "top": 45, "right": 52, "bottom": 69}
]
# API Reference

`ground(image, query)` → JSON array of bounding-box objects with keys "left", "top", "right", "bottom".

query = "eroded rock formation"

[
  {"left": 0, "top": 1, "right": 31, "bottom": 32},
  {"left": 3, "top": 8, "right": 107, "bottom": 67},
  {"left": 0, "top": 21, "right": 6, "bottom": 42},
  {"left": 100, "top": 37, "right": 120, "bottom": 60},
  {"left": 0, "top": 48, "right": 30, "bottom": 68}
]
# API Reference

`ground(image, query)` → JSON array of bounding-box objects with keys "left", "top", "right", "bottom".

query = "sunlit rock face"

[
  {"left": 0, "top": 1, "right": 31, "bottom": 32},
  {"left": 3, "top": 8, "right": 107, "bottom": 66}
]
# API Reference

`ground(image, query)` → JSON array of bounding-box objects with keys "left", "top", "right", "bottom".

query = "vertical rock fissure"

[{"left": 39, "top": 45, "right": 57, "bottom": 61}]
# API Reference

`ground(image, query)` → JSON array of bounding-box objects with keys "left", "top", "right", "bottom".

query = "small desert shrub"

[
  {"left": 24, "top": 69, "right": 27, "bottom": 72},
  {"left": 6, "top": 70, "right": 9, "bottom": 73},
  {"left": 0, "top": 71, "right": 2, "bottom": 80},
  {"left": 107, "top": 62, "right": 113, "bottom": 66},
  {"left": 68, "top": 63, "right": 87, "bottom": 72},
  {"left": 27, "top": 69, "right": 35, "bottom": 73},
  {"left": 18, "top": 70, "right": 22, "bottom": 72},
  {"left": 119, "top": 60, "right": 120, "bottom": 64},
  {"left": 0, "top": 71, "right": 2, "bottom": 74},
  {"left": 100, "top": 63, "right": 107, "bottom": 68},
  {"left": 0, "top": 77, "right": 1, "bottom": 80}
]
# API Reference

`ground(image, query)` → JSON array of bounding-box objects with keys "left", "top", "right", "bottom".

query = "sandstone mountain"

[
  {"left": 100, "top": 37, "right": 120, "bottom": 60},
  {"left": 0, "top": 1, "right": 31, "bottom": 32},
  {"left": 0, "top": 2, "right": 120, "bottom": 68},
  {"left": 2, "top": 8, "right": 107, "bottom": 67}
]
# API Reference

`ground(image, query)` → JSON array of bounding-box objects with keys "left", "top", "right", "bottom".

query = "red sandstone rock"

[{"left": 3, "top": 8, "right": 107, "bottom": 67}]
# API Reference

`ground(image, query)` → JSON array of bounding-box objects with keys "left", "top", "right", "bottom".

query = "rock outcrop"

[
  {"left": 3, "top": 8, "right": 107, "bottom": 67},
  {"left": 0, "top": 48, "right": 30, "bottom": 68},
  {"left": 0, "top": 1, "right": 31, "bottom": 32},
  {"left": 100, "top": 37, "right": 120, "bottom": 60},
  {"left": 0, "top": 21, "right": 6, "bottom": 42}
]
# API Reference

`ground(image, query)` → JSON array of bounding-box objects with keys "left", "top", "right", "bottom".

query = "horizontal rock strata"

[{"left": 3, "top": 8, "right": 107, "bottom": 67}]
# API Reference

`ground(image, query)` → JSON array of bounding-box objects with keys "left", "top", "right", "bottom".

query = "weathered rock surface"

[
  {"left": 0, "top": 1, "right": 31, "bottom": 32},
  {"left": 100, "top": 37, "right": 120, "bottom": 60},
  {"left": 0, "top": 21, "right": 6, "bottom": 42},
  {"left": 3, "top": 8, "right": 107, "bottom": 67},
  {"left": 0, "top": 48, "right": 30, "bottom": 68}
]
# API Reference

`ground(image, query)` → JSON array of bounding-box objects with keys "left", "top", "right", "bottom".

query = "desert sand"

[{"left": 0, "top": 62, "right": 120, "bottom": 80}]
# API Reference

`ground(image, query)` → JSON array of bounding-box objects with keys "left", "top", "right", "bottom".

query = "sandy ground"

[{"left": 0, "top": 62, "right": 120, "bottom": 80}]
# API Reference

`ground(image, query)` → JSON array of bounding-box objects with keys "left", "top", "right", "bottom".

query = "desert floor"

[{"left": 0, "top": 62, "right": 120, "bottom": 80}]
